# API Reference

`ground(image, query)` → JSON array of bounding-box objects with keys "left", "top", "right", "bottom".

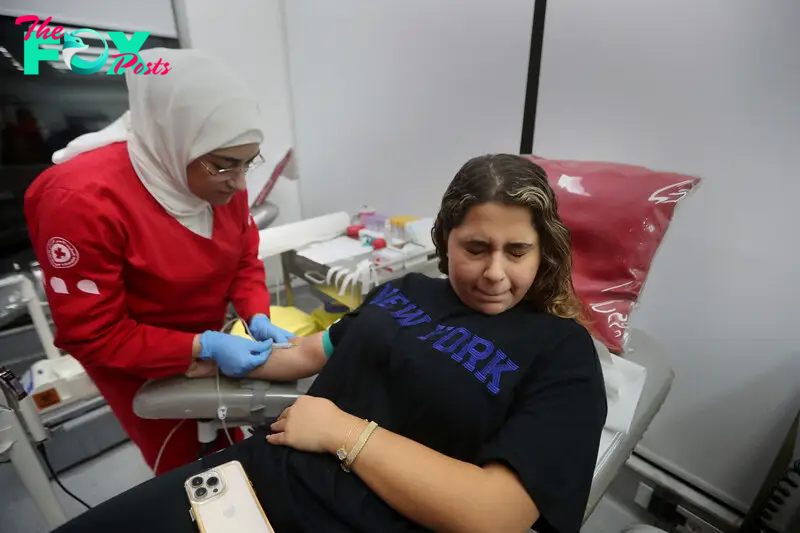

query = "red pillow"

[{"left": 524, "top": 156, "right": 700, "bottom": 353}]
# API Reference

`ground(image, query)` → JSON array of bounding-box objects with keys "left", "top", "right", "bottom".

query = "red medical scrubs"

[{"left": 24, "top": 142, "right": 270, "bottom": 474}]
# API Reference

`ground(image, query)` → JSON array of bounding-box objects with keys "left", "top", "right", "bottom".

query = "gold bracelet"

[
  {"left": 342, "top": 421, "right": 378, "bottom": 472},
  {"left": 335, "top": 418, "right": 365, "bottom": 462}
]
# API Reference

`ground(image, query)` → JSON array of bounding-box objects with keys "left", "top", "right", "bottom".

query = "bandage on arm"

[
  {"left": 322, "top": 329, "right": 334, "bottom": 358},
  {"left": 25, "top": 189, "right": 195, "bottom": 379}
]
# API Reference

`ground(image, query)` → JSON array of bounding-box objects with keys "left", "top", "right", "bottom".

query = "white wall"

[
  {"left": 0, "top": 0, "right": 177, "bottom": 37},
  {"left": 534, "top": 0, "right": 800, "bottom": 511},
  {"left": 173, "top": 0, "right": 303, "bottom": 285},
  {"left": 284, "top": 0, "right": 535, "bottom": 219}
]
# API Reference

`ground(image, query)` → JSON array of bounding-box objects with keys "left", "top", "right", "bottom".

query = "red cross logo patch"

[{"left": 46, "top": 237, "right": 80, "bottom": 269}]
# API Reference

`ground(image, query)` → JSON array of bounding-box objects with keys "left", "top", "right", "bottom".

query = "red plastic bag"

[{"left": 524, "top": 156, "right": 700, "bottom": 353}]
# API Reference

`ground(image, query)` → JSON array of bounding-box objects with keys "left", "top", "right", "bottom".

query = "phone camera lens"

[
  {"left": 191, "top": 477, "right": 204, "bottom": 487},
  {"left": 206, "top": 476, "right": 219, "bottom": 487},
  {"left": 195, "top": 487, "right": 207, "bottom": 498}
]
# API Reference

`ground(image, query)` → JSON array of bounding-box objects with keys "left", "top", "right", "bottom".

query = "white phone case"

[{"left": 184, "top": 460, "right": 273, "bottom": 533}]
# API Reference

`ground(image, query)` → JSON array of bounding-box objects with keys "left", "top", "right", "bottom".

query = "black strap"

[{"left": 519, "top": 0, "right": 548, "bottom": 155}]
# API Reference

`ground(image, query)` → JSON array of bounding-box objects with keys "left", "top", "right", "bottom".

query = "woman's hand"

[{"left": 267, "top": 395, "right": 359, "bottom": 454}]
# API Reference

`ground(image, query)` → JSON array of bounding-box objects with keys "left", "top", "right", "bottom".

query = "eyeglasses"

[{"left": 199, "top": 153, "right": 266, "bottom": 180}]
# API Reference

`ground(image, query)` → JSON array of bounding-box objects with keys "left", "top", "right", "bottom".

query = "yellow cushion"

[
  {"left": 310, "top": 305, "right": 348, "bottom": 331},
  {"left": 269, "top": 306, "right": 321, "bottom": 337}
]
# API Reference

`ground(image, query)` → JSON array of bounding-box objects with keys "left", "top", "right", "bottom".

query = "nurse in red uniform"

[{"left": 24, "top": 48, "right": 293, "bottom": 475}]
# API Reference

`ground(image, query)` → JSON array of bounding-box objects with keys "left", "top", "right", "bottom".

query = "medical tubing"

[
  {"left": 216, "top": 367, "right": 234, "bottom": 446},
  {"left": 152, "top": 419, "right": 186, "bottom": 476},
  {"left": 153, "top": 321, "right": 231, "bottom": 475},
  {"left": 37, "top": 443, "right": 92, "bottom": 510},
  {"left": 215, "top": 316, "right": 249, "bottom": 447},
  {"left": 154, "top": 316, "right": 250, "bottom": 474}
]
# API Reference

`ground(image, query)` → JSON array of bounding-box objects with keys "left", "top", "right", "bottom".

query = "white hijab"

[{"left": 52, "top": 48, "right": 264, "bottom": 238}]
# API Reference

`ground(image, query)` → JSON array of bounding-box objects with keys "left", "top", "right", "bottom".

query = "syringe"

[{"left": 273, "top": 342, "right": 297, "bottom": 349}]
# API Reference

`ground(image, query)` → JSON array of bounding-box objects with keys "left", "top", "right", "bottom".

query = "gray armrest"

[{"left": 132, "top": 376, "right": 315, "bottom": 423}]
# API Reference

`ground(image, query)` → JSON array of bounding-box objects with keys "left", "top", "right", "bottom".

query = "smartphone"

[{"left": 184, "top": 460, "right": 273, "bottom": 533}]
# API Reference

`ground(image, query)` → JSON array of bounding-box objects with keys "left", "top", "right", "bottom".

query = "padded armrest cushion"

[{"left": 132, "top": 376, "right": 315, "bottom": 422}]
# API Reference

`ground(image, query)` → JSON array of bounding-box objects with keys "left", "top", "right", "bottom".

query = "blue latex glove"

[
  {"left": 198, "top": 330, "right": 273, "bottom": 377},
  {"left": 249, "top": 314, "right": 296, "bottom": 344}
]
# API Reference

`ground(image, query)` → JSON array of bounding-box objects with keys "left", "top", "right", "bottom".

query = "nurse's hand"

[
  {"left": 197, "top": 331, "right": 273, "bottom": 377},
  {"left": 249, "top": 314, "right": 296, "bottom": 344}
]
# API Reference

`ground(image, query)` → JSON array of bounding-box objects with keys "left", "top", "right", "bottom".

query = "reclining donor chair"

[
  {"left": 135, "top": 155, "right": 699, "bottom": 527},
  {"left": 134, "top": 329, "right": 672, "bottom": 525}
]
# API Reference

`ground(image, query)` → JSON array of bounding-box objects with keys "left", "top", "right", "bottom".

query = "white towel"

[{"left": 595, "top": 337, "right": 647, "bottom": 434}]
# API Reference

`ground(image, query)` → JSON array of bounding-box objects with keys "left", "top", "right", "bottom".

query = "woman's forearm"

[
  {"left": 246, "top": 332, "right": 327, "bottom": 381},
  {"left": 325, "top": 414, "right": 537, "bottom": 533},
  {"left": 185, "top": 333, "right": 327, "bottom": 381}
]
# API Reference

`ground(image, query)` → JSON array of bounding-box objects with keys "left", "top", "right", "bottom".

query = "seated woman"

[{"left": 55, "top": 154, "right": 607, "bottom": 533}]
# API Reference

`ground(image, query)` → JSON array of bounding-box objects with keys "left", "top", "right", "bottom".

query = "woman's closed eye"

[
  {"left": 507, "top": 243, "right": 534, "bottom": 258},
  {"left": 465, "top": 244, "right": 533, "bottom": 258}
]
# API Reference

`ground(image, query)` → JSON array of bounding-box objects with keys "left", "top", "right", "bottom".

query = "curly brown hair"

[{"left": 431, "top": 154, "right": 584, "bottom": 320}]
